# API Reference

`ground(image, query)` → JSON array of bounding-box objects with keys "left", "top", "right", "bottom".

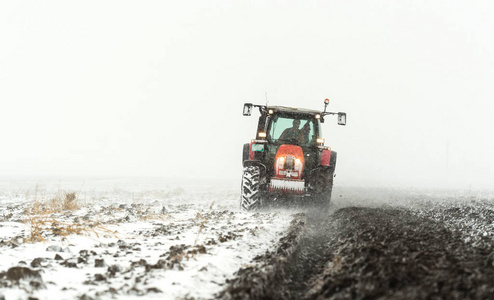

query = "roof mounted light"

[
  {"left": 315, "top": 114, "right": 321, "bottom": 119},
  {"left": 268, "top": 109, "right": 274, "bottom": 114}
]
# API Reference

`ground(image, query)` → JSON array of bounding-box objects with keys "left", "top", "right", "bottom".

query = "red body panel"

[
  {"left": 275, "top": 145, "right": 305, "bottom": 161},
  {"left": 248, "top": 141, "right": 255, "bottom": 160},
  {"left": 320, "top": 149, "right": 331, "bottom": 166}
]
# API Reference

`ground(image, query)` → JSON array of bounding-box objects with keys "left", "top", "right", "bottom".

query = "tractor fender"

[
  {"left": 320, "top": 149, "right": 337, "bottom": 169},
  {"left": 242, "top": 143, "right": 250, "bottom": 164},
  {"left": 312, "top": 151, "right": 337, "bottom": 178},
  {"left": 320, "top": 149, "right": 331, "bottom": 166},
  {"left": 310, "top": 166, "right": 332, "bottom": 176},
  {"left": 330, "top": 151, "right": 337, "bottom": 170},
  {"left": 244, "top": 141, "right": 261, "bottom": 161},
  {"left": 243, "top": 160, "right": 267, "bottom": 174}
]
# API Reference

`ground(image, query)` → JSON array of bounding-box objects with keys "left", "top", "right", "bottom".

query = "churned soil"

[{"left": 221, "top": 202, "right": 494, "bottom": 299}]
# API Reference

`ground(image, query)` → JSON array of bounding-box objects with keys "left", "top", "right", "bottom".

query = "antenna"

[{"left": 265, "top": 92, "right": 269, "bottom": 106}]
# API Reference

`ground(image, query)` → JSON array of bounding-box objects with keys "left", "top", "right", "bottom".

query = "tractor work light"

[
  {"left": 317, "top": 138, "right": 325, "bottom": 144},
  {"left": 315, "top": 114, "right": 321, "bottom": 119},
  {"left": 258, "top": 132, "right": 267, "bottom": 138},
  {"left": 268, "top": 109, "right": 274, "bottom": 114}
]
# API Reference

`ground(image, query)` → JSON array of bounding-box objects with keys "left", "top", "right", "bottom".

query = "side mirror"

[
  {"left": 338, "top": 112, "right": 346, "bottom": 126},
  {"left": 243, "top": 103, "right": 253, "bottom": 116}
]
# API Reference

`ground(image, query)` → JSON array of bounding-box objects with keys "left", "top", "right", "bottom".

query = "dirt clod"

[
  {"left": 6, "top": 267, "right": 41, "bottom": 283},
  {"left": 54, "top": 254, "right": 63, "bottom": 261},
  {"left": 94, "top": 259, "right": 105, "bottom": 268},
  {"left": 30, "top": 258, "right": 48, "bottom": 268}
]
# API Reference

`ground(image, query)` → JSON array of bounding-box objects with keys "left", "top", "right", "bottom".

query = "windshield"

[{"left": 267, "top": 115, "right": 317, "bottom": 145}]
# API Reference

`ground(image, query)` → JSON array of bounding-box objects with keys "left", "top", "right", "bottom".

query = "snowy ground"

[
  {"left": 2, "top": 179, "right": 494, "bottom": 300},
  {"left": 0, "top": 178, "right": 296, "bottom": 300}
]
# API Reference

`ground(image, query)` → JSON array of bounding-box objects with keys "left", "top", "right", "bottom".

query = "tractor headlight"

[
  {"left": 258, "top": 132, "right": 267, "bottom": 138},
  {"left": 276, "top": 156, "right": 285, "bottom": 175},
  {"left": 294, "top": 158, "right": 303, "bottom": 175}
]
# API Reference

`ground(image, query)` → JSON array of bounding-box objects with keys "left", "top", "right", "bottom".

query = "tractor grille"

[
  {"left": 270, "top": 178, "right": 305, "bottom": 195},
  {"left": 284, "top": 155, "right": 295, "bottom": 170}
]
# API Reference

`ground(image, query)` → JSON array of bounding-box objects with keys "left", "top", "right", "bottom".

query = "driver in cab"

[{"left": 279, "top": 119, "right": 309, "bottom": 143}]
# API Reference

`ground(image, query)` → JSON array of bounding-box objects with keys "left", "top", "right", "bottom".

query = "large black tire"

[
  {"left": 330, "top": 151, "right": 337, "bottom": 174},
  {"left": 240, "top": 166, "right": 261, "bottom": 211},
  {"left": 313, "top": 170, "right": 333, "bottom": 208},
  {"left": 312, "top": 152, "right": 337, "bottom": 209}
]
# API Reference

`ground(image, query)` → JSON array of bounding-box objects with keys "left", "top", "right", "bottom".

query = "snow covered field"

[
  {"left": 2, "top": 178, "right": 494, "bottom": 299},
  {"left": 0, "top": 178, "right": 295, "bottom": 300}
]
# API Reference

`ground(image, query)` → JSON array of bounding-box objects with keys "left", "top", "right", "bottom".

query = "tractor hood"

[{"left": 274, "top": 145, "right": 305, "bottom": 180}]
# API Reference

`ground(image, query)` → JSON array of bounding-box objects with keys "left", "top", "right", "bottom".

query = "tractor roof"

[{"left": 267, "top": 106, "right": 321, "bottom": 116}]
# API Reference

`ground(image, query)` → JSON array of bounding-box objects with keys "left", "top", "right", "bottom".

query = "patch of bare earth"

[{"left": 221, "top": 205, "right": 494, "bottom": 299}]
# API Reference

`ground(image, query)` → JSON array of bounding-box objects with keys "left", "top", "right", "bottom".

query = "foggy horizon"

[{"left": 1, "top": 1, "right": 493, "bottom": 190}]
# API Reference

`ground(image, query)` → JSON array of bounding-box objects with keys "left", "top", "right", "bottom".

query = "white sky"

[{"left": 1, "top": 1, "right": 493, "bottom": 189}]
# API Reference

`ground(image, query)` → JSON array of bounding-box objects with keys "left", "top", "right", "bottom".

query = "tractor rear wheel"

[
  {"left": 240, "top": 166, "right": 261, "bottom": 211},
  {"left": 318, "top": 151, "right": 337, "bottom": 208},
  {"left": 313, "top": 170, "right": 333, "bottom": 209},
  {"left": 311, "top": 152, "right": 337, "bottom": 210}
]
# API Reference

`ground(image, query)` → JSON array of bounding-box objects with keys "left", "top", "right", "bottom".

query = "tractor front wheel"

[{"left": 240, "top": 166, "right": 261, "bottom": 211}]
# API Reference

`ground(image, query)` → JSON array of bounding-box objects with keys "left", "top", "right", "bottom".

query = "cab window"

[{"left": 268, "top": 116, "right": 316, "bottom": 145}]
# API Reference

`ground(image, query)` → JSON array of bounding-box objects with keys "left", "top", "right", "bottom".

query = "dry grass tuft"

[
  {"left": 63, "top": 192, "right": 78, "bottom": 210},
  {"left": 23, "top": 191, "right": 116, "bottom": 243},
  {"left": 139, "top": 212, "right": 173, "bottom": 221},
  {"left": 194, "top": 202, "right": 215, "bottom": 245},
  {"left": 46, "top": 191, "right": 79, "bottom": 212},
  {"left": 24, "top": 209, "right": 48, "bottom": 243}
]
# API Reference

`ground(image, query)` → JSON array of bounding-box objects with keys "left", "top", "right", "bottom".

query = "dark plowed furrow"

[
  {"left": 220, "top": 206, "right": 494, "bottom": 300},
  {"left": 308, "top": 207, "right": 494, "bottom": 299},
  {"left": 218, "top": 213, "right": 307, "bottom": 300}
]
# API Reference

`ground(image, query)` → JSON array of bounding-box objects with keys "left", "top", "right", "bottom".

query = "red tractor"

[{"left": 241, "top": 99, "right": 346, "bottom": 210}]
